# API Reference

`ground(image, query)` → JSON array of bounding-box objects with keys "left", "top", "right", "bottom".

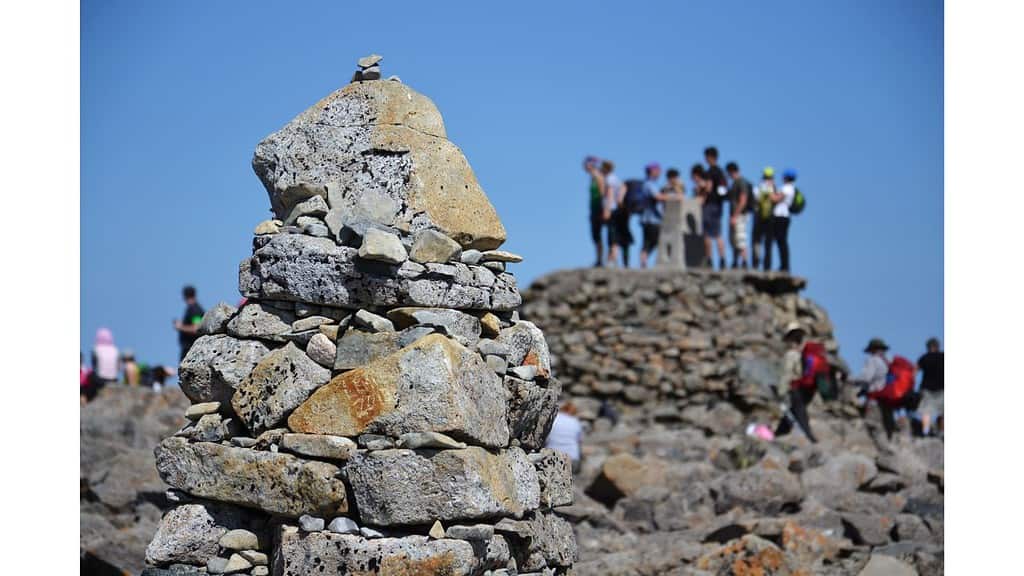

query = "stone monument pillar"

[
  {"left": 655, "top": 196, "right": 704, "bottom": 269},
  {"left": 143, "top": 55, "right": 576, "bottom": 576}
]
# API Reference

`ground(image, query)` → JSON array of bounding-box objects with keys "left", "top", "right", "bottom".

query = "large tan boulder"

[
  {"left": 288, "top": 333, "right": 509, "bottom": 447},
  {"left": 252, "top": 80, "right": 506, "bottom": 250}
]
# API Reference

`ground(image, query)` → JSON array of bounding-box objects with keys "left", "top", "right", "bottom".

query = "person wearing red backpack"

[
  {"left": 854, "top": 338, "right": 915, "bottom": 439},
  {"left": 772, "top": 321, "right": 827, "bottom": 443}
]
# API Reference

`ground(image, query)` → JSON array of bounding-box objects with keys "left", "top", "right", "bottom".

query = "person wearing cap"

[
  {"left": 765, "top": 168, "right": 797, "bottom": 272},
  {"left": 853, "top": 338, "right": 898, "bottom": 438},
  {"left": 583, "top": 156, "right": 607, "bottom": 267},
  {"left": 772, "top": 321, "right": 819, "bottom": 443},
  {"left": 752, "top": 167, "right": 776, "bottom": 269},
  {"left": 638, "top": 162, "right": 679, "bottom": 268},
  {"left": 726, "top": 161, "right": 752, "bottom": 269}
]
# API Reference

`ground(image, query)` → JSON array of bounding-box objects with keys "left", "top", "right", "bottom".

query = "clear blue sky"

[{"left": 81, "top": 0, "right": 943, "bottom": 375}]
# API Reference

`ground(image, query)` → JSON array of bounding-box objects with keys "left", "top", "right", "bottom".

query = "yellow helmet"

[{"left": 762, "top": 166, "right": 775, "bottom": 178}]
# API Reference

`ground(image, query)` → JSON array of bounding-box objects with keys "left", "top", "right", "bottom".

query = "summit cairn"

[{"left": 142, "top": 55, "right": 576, "bottom": 576}]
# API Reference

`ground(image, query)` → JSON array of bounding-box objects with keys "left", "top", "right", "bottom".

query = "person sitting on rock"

[
  {"left": 773, "top": 321, "right": 819, "bottom": 443},
  {"left": 546, "top": 401, "right": 583, "bottom": 474},
  {"left": 121, "top": 349, "right": 140, "bottom": 386}
]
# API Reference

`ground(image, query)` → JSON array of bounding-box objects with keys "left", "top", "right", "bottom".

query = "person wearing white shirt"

[
  {"left": 545, "top": 402, "right": 584, "bottom": 473},
  {"left": 765, "top": 168, "right": 797, "bottom": 272}
]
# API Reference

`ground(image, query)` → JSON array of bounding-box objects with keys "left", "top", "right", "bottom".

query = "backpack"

[
  {"left": 624, "top": 179, "right": 646, "bottom": 214},
  {"left": 869, "top": 356, "right": 915, "bottom": 406},
  {"left": 789, "top": 187, "right": 806, "bottom": 215},
  {"left": 799, "top": 342, "right": 837, "bottom": 399},
  {"left": 757, "top": 185, "right": 774, "bottom": 220}
]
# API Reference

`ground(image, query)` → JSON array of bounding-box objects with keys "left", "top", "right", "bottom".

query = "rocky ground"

[
  {"left": 522, "top": 268, "right": 943, "bottom": 575},
  {"left": 81, "top": 385, "right": 188, "bottom": 575},
  {"left": 561, "top": 401, "right": 943, "bottom": 575}
]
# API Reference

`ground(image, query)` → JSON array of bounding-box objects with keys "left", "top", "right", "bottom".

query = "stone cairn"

[{"left": 143, "top": 56, "right": 577, "bottom": 576}]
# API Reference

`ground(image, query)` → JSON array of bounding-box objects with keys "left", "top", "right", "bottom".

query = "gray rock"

[
  {"left": 358, "top": 228, "right": 407, "bottom": 264},
  {"left": 276, "top": 530, "right": 478, "bottom": 575},
  {"left": 387, "top": 307, "right": 482, "bottom": 347},
  {"left": 231, "top": 342, "right": 331, "bottom": 434},
  {"left": 509, "top": 365, "right": 538, "bottom": 380},
  {"left": 460, "top": 249, "right": 483, "bottom": 265},
  {"left": 305, "top": 332, "right": 336, "bottom": 367},
  {"left": 252, "top": 566, "right": 269, "bottom": 576},
  {"left": 253, "top": 219, "right": 281, "bottom": 235},
  {"left": 284, "top": 195, "right": 328, "bottom": 225},
  {"left": 225, "top": 302, "right": 294, "bottom": 342},
  {"left": 240, "top": 234, "right": 522, "bottom": 311},
  {"left": 410, "top": 229, "right": 462, "bottom": 263},
  {"left": 302, "top": 221, "right": 330, "bottom": 237},
  {"left": 842, "top": 512, "right": 894, "bottom": 546},
  {"left": 185, "top": 402, "right": 220, "bottom": 420},
  {"left": 530, "top": 449, "right": 573, "bottom": 508},
  {"left": 280, "top": 433, "right": 357, "bottom": 460},
  {"left": 803, "top": 452, "right": 879, "bottom": 500},
  {"left": 358, "top": 54, "right": 382, "bottom": 68},
  {"left": 357, "top": 434, "right": 394, "bottom": 450},
  {"left": 346, "top": 447, "right": 540, "bottom": 526},
  {"left": 429, "top": 520, "right": 446, "bottom": 539},
  {"left": 179, "top": 335, "right": 269, "bottom": 405},
  {"left": 858, "top": 553, "right": 918, "bottom": 576},
  {"left": 298, "top": 514, "right": 325, "bottom": 532},
  {"left": 218, "top": 529, "right": 259, "bottom": 551},
  {"left": 145, "top": 504, "right": 232, "bottom": 566},
  {"left": 445, "top": 524, "right": 495, "bottom": 541},
  {"left": 198, "top": 303, "right": 237, "bottom": 336},
  {"left": 486, "top": 354, "right": 508, "bottom": 375},
  {"left": 291, "top": 334, "right": 510, "bottom": 448},
  {"left": 396, "top": 431, "right": 467, "bottom": 450},
  {"left": 483, "top": 261, "right": 506, "bottom": 273},
  {"left": 333, "top": 328, "right": 401, "bottom": 370},
  {"left": 176, "top": 413, "right": 238, "bottom": 443},
  {"left": 327, "top": 516, "right": 360, "bottom": 534},
  {"left": 155, "top": 437, "right": 348, "bottom": 518},
  {"left": 229, "top": 436, "right": 257, "bottom": 448},
  {"left": 360, "top": 526, "right": 385, "bottom": 538},
  {"left": 206, "top": 557, "right": 228, "bottom": 574},
  {"left": 715, "top": 466, "right": 803, "bottom": 515},
  {"left": 481, "top": 250, "right": 523, "bottom": 263},
  {"left": 505, "top": 376, "right": 560, "bottom": 451},
  {"left": 353, "top": 308, "right": 395, "bottom": 332},
  {"left": 360, "top": 65, "right": 381, "bottom": 80},
  {"left": 497, "top": 321, "right": 551, "bottom": 378},
  {"left": 291, "top": 315, "right": 333, "bottom": 332},
  {"left": 477, "top": 338, "right": 510, "bottom": 357},
  {"left": 238, "top": 550, "right": 267, "bottom": 565}
]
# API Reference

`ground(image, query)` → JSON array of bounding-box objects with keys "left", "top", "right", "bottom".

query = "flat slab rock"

[
  {"left": 154, "top": 438, "right": 348, "bottom": 518},
  {"left": 289, "top": 333, "right": 510, "bottom": 448},
  {"left": 239, "top": 234, "right": 521, "bottom": 312},
  {"left": 275, "top": 529, "right": 480, "bottom": 576},
  {"left": 345, "top": 446, "right": 540, "bottom": 526}
]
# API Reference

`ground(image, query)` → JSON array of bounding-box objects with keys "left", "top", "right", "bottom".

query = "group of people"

[
  {"left": 584, "top": 146, "right": 801, "bottom": 272},
  {"left": 80, "top": 285, "right": 206, "bottom": 404},
  {"left": 773, "top": 324, "right": 944, "bottom": 444}
]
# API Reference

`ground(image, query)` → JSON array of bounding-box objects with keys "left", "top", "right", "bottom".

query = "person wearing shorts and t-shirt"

[
  {"left": 639, "top": 162, "right": 667, "bottom": 268},
  {"left": 726, "top": 161, "right": 752, "bottom": 269},
  {"left": 702, "top": 147, "right": 729, "bottom": 270}
]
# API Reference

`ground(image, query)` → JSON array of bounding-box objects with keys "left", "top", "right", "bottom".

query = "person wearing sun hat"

[
  {"left": 852, "top": 337, "right": 898, "bottom": 437},
  {"left": 772, "top": 321, "right": 819, "bottom": 443},
  {"left": 751, "top": 166, "right": 776, "bottom": 269}
]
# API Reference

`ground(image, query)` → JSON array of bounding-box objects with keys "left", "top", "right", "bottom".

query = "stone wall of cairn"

[
  {"left": 142, "top": 56, "right": 576, "bottom": 576},
  {"left": 520, "top": 268, "right": 846, "bottom": 423}
]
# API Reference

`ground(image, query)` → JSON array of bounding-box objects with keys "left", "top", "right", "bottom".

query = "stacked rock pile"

[
  {"left": 143, "top": 56, "right": 576, "bottom": 576},
  {"left": 521, "top": 268, "right": 847, "bottom": 423}
]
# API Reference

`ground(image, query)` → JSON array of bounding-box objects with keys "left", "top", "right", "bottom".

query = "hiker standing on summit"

[
  {"left": 584, "top": 156, "right": 607, "bottom": 267},
  {"left": 601, "top": 160, "right": 631, "bottom": 268},
  {"left": 764, "top": 169, "right": 797, "bottom": 272},
  {"left": 173, "top": 285, "right": 205, "bottom": 361},
  {"left": 638, "top": 162, "right": 681, "bottom": 268},
  {"left": 702, "top": 147, "right": 729, "bottom": 270},
  {"left": 726, "top": 161, "right": 752, "bottom": 269},
  {"left": 752, "top": 167, "right": 776, "bottom": 269}
]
